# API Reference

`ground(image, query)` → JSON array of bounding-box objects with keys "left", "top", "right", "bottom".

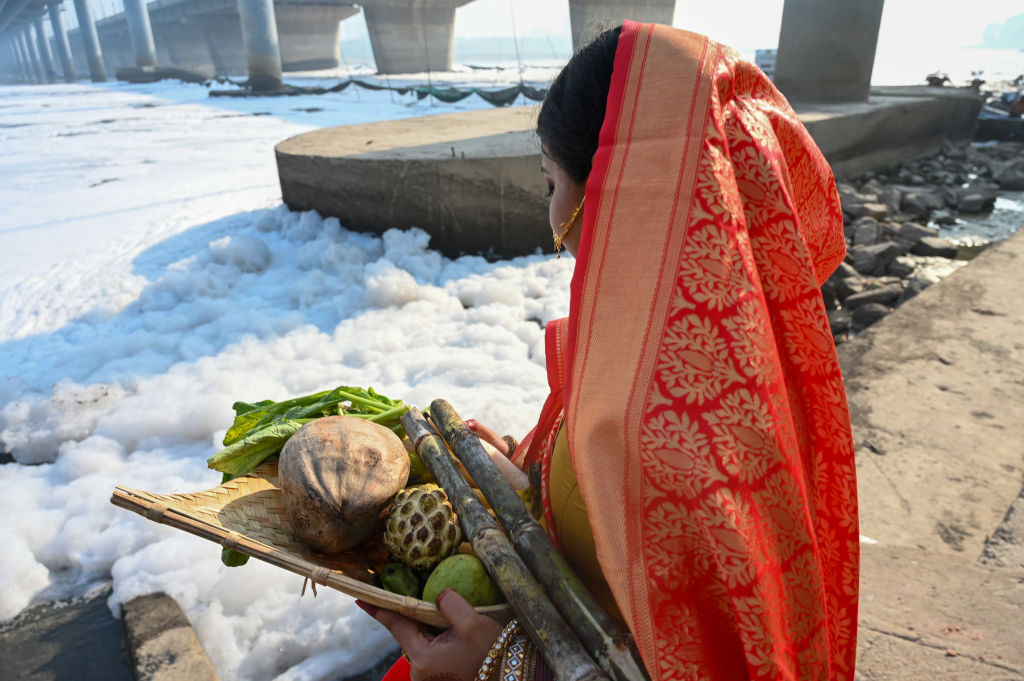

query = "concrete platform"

[
  {"left": 275, "top": 89, "right": 982, "bottom": 259},
  {"left": 838, "top": 228, "right": 1024, "bottom": 561},
  {"left": 841, "top": 227, "right": 1024, "bottom": 677}
]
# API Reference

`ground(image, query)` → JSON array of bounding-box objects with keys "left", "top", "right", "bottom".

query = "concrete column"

[
  {"left": 773, "top": 0, "right": 885, "bottom": 103},
  {"left": 363, "top": 1, "right": 460, "bottom": 75},
  {"left": 276, "top": 5, "right": 357, "bottom": 71},
  {"left": 34, "top": 15, "right": 58, "bottom": 81},
  {"left": 197, "top": 15, "right": 248, "bottom": 76},
  {"left": 4, "top": 41, "right": 23, "bottom": 82},
  {"left": 122, "top": 0, "right": 157, "bottom": 67},
  {"left": 235, "top": 0, "right": 283, "bottom": 90},
  {"left": 568, "top": 0, "right": 675, "bottom": 50},
  {"left": 72, "top": 0, "right": 107, "bottom": 81},
  {"left": 23, "top": 27, "right": 46, "bottom": 82},
  {"left": 48, "top": 1, "right": 77, "bottom": 82},
  {"left": 68, "top": 30, "right": 89, "bottom": 76},
  {"left": 14, "top": 34, "right": 34, "bottom": 82}
]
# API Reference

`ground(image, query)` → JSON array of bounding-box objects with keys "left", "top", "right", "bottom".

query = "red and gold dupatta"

[{"left": 516, "top": 21, "right": 859, "bottom": 681}]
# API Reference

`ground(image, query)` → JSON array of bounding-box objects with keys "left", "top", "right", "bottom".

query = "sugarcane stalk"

[
  {"left": 430, "top": 399, "right": 650, "bottom": 681},
  {"left": 401, "top": 408, "right": 608, "bottom": 681}
]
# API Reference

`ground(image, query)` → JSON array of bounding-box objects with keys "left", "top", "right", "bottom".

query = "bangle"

[
  {"left": 477, "top": 618, "right": 520, "bottom": 681},
  {"left": 501, "top": 435, "right": 519, "bottom": 455}
]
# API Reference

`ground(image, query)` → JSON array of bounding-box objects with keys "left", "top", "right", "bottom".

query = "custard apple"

[{"left": 384, "top": 484, "right": 462, "bottom": 571}]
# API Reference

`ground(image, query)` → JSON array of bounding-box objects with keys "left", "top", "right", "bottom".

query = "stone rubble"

[{"left": 823, "top": 139, "right": 1024, "bottom": 341}]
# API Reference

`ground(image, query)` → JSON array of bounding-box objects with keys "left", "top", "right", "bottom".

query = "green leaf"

[
  {"left": 207, "top": 419, "right": 307, "bottom": 476},
  {"left": 221, "top": 548, "right": 250, "bottom": 567}
]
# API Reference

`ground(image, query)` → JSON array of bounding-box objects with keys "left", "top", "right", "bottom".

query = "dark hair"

[{"left": 537, "top": 26, "right": 622, "bottom": 184}]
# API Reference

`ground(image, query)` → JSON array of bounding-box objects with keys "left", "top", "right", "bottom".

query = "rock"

[
  {"left": 886, "top": 256, "right": 917, "bottom": 278},
  {"left": 851, "top": 217, "right": 879, "bottom": 246},
  {"left": 835, "top": 276, "right": 866, "bottom": 300},
  {"left": 900, "top": 189, "right": 945, "bottom": 218},
  {"left": 821, "top": 280, "right": 837, "bottom": 309},
  {"left": 929, "top": 209, "right": 958, "bottom": 226},
  {"left": 833, "top": 261, "right": 860, "bottom": 280},
  {"left": 992, "top": 158, "right": 1024, "bottom": 190},
  {"left": 851, "top": 242, "right": 906, "bottom": 276},
  {"left": 957, "top": 193, "right": 988, "bottom": 213},
  {"left": 895, "top": 221, "right": 939, "bottom": 244},
  {"left": 847, "top": 202, "right": 889, "bottom": 220},
  {"left": 837, "top": 182, "right": 877, "bottom": 206},
  {"left": 844, "top": 283, "right": 903, "bottom": 310},
  {"left": 861, "top": 178, "right": 885, "bottom": 196},
  {"left": 940, "top": 185, "right": 960, "bottom": 207},
  {"left": 852, "top": 303, "right": 890, "bottom": 331},
  {"left": 828, "top": 309, "right": 852, "bottom": 336},
  {"left": 911, "top": 237, "right": 959, "bottom": 259},
  {"left": 955, "top": 182, "right": 999, "bottom": 213},
  {"left": 879, "top": 186, "right": 902, "bottom": 216},
  {"left": 899, "top": 274, "right": 934, "bottom": 303}
]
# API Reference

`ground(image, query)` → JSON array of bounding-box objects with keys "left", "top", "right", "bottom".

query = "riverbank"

[{"left": 824, "top": 140, "right": 1024, "bottom": 340}]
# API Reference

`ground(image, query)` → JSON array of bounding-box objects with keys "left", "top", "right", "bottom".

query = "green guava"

[
  {"left": 422, "top": 554, "right": 503, "bottom": 606},
  {"left": 380, "top": 562, "right": 421, "bottom": 598}
]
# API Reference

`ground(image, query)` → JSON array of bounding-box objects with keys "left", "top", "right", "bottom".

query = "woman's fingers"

[
  {"left": 478, "top": 438, "right": 530, "bottom": 490},
  {"left": 465, "top": 419, "right": 508, "bottom": 455},
  {"left": 358, "top": 602, "right": 431, "bottom": 659},
  {"left": 435, "top": 589, "right": 502, "bottom": 644}
]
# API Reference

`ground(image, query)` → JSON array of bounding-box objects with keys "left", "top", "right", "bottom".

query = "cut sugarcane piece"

[
  {"left": 430, "top": 399, "right": 650, "bottom": 681},
  {"left": 401, "top": 408, "right": 608, "bottom": 681}
]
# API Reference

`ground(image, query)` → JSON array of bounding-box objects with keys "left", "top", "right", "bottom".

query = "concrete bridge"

[{"left": 1, "top": 0, "right": 685, "bottom": 88}]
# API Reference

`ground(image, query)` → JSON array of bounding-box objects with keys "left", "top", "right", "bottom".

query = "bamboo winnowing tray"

[{"left": 110, "top": 460, "right": 512, "bottom": 628}]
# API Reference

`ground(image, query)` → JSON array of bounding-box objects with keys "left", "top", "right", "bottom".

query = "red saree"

[{"left": 516, "top": 21, "right": 859, "bottom": 681}]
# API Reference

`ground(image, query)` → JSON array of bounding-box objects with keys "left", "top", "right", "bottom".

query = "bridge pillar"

[
  {"left": 72, "top": 0, "right": 107, "bottom": 81},
  {"left": 10, "top": 37, "right": 28, "bottom": 82},
  {"left": 34, "top": 16, "right": 58, "bottom": 81},
  {"left": 196, "top": 15, "right": 247, "bottom": 77},
  {"left": 6, "top": 40, "right": 25, "bottom": 82},
  {"left": 235, "top": 0, "right": 283, "bottom": 90},
  {"left": 363, "top": 1, "right": 466, "bottom": 75},
  {"left": 773, "top": 0, "right": 885, "bottom": 103},
  {"left": 47, "top": 1, "right": 76, "bottom": 82},
  {"left": 276, "top": 5, "right": 358, "bottom": 71},
  {"left": 67, "top": 31, "right": 88, "bottom": 76},
  {"left": 154, "top": 19, "right": 215, "bottom": 76},
  {"left": 568, "top": 0, "right": 675, "bottom": 50},
  {"left": 22, "top": 27, "right": 46, "bottom": 82},
  {"left": 122, "top": 0, "right": 157, "bottom": 67}
]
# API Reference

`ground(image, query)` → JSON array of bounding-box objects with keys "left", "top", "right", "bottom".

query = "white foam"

[{"left": 0, "top": 80, "right": 566, "bottom": 680}]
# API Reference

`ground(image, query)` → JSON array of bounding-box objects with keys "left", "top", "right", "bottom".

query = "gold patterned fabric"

[{"left": 515, "top": 21, "right": 859, "bottom": 681}]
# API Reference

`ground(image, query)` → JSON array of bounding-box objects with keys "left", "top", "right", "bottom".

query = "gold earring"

[{"left": 554, "top": 197, "right": 585, "bottom": 258}]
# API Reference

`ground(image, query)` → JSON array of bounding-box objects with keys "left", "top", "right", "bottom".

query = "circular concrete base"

[{"left": 275, "top": 106, "right": 550, "bottom": 259}]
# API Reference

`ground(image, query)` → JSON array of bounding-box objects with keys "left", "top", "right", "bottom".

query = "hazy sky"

[{"left": 435, "top": 0, "right": 1022, "bottom": 49}]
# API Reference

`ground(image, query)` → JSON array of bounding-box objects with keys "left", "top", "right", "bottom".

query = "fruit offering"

[
  {"left": 422, "top": 554, "right": 502, "bottom": 606},
  {"left": 383, "top": 484, "right": 462, "bottom": 571},
  {"left": 279, "top": 415, "right": 410, "bottom": 554}
]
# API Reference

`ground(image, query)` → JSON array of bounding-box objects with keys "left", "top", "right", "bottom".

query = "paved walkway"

[{"left": 841, "top": 227, "right": 1024, "bottom": 679}]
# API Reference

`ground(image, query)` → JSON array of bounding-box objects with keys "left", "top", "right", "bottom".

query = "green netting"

[{"left": 210, "top": 77, "right": 548, "bottom": 106}]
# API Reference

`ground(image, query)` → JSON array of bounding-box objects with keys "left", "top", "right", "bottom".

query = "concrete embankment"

[
  {"left": 842, "top": 227, "right": 1024, "bottom": 678},
  {"left": 276, "top": 87, "right": 982, "bottom": 259}
]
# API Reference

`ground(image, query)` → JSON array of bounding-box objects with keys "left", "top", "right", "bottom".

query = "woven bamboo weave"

[{"left": 110, "top": 461, "right": 512, "bottom": 628}]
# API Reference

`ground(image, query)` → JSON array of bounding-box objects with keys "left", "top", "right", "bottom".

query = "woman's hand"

[
  {"left": 464, "top": 420, "right": 529, "bottom": 490},
  {"left": 465, "top": 419, "right": 509, "bottom": 456},
  {"left": 358, "top": 589, "right": 502, "bottom": 681}
]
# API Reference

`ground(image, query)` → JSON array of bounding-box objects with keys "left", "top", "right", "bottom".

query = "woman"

[{"left": 361, "top": 20, "right": 859, "bottom": 681}]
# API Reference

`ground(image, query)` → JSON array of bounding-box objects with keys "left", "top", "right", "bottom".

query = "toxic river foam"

[{"left": 0, "top": 78, "right": 565, "bottom": 680}]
